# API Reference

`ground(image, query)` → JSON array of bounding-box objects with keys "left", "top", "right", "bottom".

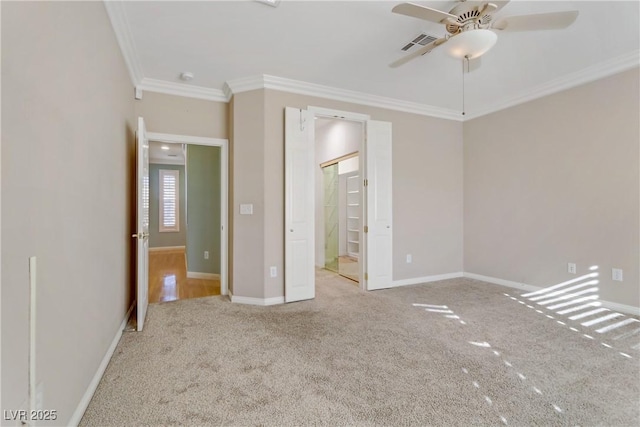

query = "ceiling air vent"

[{"left": 401, "top": 33, "right": 438, "bottom": 51}]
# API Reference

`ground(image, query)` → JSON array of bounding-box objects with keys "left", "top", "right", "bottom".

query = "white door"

[
  {"left": 365, "top": 120, "right": 393, "bottom": 290},
  {"left": 134, "top": 117, "right": 150, "bottom": 330},
  {"left": 284, "top": 107, "right": 315, "bottom": 302}
]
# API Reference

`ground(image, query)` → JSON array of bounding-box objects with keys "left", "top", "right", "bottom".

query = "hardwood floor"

[
  {"left": 338, "top": 255, "right": 359, "bottom": 283},
  {"left": 149, "top": 248, "right": 220, "bottom": 304}
]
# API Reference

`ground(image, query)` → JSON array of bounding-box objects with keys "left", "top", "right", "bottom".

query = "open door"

[
  {"left": 364, "top": 120, "right": 393, "bottom": 290},
  {"left": 133, "top": 117, "right": 150, "bottom": 330},
  {"left": 284, "top": 107, "right": 315, "bottom": 302}
]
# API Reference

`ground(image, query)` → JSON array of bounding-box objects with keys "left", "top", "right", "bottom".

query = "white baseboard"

[
  {"left": 230, "top": 294, "right": 285, "bottom": 306},
  {"left": 393, "top": 272, "right": 464, "bottom": 288},
  {"left": 149, "top": 245, "right": 185, "bottom": 252},
  {"left": 600, "top": 300, "right": 640, "bottom": 316},
  {"left": 463, "top": 272, "right": 539, "bottom": 293},
  {"left": 68, "top": 304, "right": 134, "bottom": 426},
  {"left": 187, "top": 271, "right": 220, "bottom": 280},
  {"left": 463, "top": 272, "right": 640, "bottom": 316}
]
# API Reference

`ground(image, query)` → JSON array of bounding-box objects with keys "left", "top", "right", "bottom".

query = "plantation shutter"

[{"left": 159, "top": 169, "right": 179, "bottom": 232}]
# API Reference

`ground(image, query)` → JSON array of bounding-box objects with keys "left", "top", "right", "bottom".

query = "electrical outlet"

[
  {"left": 204, "top": 251, "right": 209, "bottom": 260},
  {"left": 270, "top": 266, "right": 277, "bottom": 278},
  {"left": 406, "top": 254, "right": 412, "bottom": 263},
  {"left": 612, "top": 268, "right": 623, "bottom": 282},
  {"left": 568, "top": 263, "right": 576, "bottom": 274}
]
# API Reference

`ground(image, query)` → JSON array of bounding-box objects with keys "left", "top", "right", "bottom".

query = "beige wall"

[
  {"left": 139, "top": 89, "right": 463, "bottom": 301},
  {"left": 231, "top": 90, "right": 267, "bottom": 299},
  {"left": 262, "top": 90, "right": 464, "bottom": 299},
  {"left": 464, "top": 68, "right": 640, "bottom": 307},
  {"left": 134, "top": 91, "right": 228, "bottom": 139},
  {"left": 1, "top": 1, "right": 135, "bottom": 424}
]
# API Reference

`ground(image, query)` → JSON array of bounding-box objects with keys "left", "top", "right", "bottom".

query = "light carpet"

[{"left": 81, "top": 271, "right": 640, "bottom": 426}]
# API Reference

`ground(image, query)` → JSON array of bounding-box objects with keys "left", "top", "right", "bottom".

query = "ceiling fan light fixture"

[{"left": 447, "top": 29, "right": 497, "bottom": 59}]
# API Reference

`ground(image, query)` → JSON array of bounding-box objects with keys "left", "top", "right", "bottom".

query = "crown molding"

[
  {"left": 226, "top": 75, "right": 464, "bottom": 121},
  {"left": 465, "top": 50, "right": 640, "bottom": 120},
  {"left": 104, "top": 0, "right": 638, "bottom": 123},
  {"left": 137, "top": 78, "right": 228, "bottom": 102},
  {"left": 103, "top": 0, "right": 144, "bottom": 86}
]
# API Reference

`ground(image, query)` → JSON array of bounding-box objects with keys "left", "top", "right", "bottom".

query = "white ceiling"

[
  {"left": 115, "top": 0, "right": 639, "bottom": 118},
  {"left": 149, "top": 141, "right": 185, "bottom": 165}
]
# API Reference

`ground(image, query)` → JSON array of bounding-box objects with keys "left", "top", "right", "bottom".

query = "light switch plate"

[{"left": 240, "top": 204, "right": 253, "bottom": 215}]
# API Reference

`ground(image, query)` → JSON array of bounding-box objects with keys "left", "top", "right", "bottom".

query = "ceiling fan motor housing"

[{"left": 447, "top": 4, "right": 493, "bottom": 34}]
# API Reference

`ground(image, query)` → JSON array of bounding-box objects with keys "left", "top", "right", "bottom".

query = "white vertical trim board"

[
  {"left": 68, "top": 304, "right": 134, "bottom": 426},
  {"left": 463, "top": 272, "right": 640, "bottom": 316}
]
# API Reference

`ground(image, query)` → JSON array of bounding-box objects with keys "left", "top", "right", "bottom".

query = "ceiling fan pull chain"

[{"left": 461, "top": 56, "right": 468, "bottom": 116}]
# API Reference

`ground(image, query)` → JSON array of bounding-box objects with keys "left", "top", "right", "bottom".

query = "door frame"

[
  {"left": 146, "top": 132, "right": 229, "bottom": 296},
  {"left": 307, "top": 106, "right": 372, "bottom": 291}
]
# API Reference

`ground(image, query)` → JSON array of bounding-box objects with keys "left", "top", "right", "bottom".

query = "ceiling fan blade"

[
  {"left": 392, "top": 2, "right": 457, "bottom": 24},
  {"left": 492, "top": 10, "right": 579, "bottom": 31},
  {"left": 490, "top": 1, "right": 511, "bottom": 14},
  {"left": 389, "top": 38, "right": 448, "bottom": 68}
]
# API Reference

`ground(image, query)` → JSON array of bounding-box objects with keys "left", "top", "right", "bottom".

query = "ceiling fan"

[{"left": 390, "top": 0, "right": 579, "bottom": 68}]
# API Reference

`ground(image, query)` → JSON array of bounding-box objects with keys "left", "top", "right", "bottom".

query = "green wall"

[
  {"left": 149, "top": 163, "right": 187, "bottom": 248},
  {"left": 187, "top": 145, "right": 221, "bottom": 274}
]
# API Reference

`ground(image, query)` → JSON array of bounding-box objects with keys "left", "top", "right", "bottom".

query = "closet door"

[
  {"left": 284, "top": 107, "right": 315, "bottom": 302},
  {"left": 365, "top": 120, "right": 393, "bottom": 291}
]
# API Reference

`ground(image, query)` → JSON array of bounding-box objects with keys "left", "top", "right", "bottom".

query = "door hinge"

[
  {"left": 364, "top": 179, "right": 368, "bottom": 187},
  {"left": 364, "top": 225, "right": 368, "bottom": 233},
  {"left": 365, "top": 272, "right": 368, "bottom": 280}
]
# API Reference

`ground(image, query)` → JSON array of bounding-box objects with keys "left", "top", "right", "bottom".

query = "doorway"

[
  {"left": 284, "top": 106, "right": 393, "bottom": 303},
  {"left": 321, "top": 152, "right": 361, "bottom": 283},
  {"left": 146, "top": 132, "right": 228, "bottom": 303}
]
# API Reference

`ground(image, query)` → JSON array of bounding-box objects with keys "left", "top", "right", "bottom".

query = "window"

[
  {"left": 159, "top": 169, "right": 179, "bottom": 232},
  {"left": 142, "top": 175, "right": 149, "bottom": 228}
]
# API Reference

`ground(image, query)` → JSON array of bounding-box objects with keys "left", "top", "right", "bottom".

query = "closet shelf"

[{"left": 346, "top": 173, "right": 360, "bottom": 259}]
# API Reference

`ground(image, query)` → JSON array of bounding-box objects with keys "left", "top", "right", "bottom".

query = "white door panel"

[
  {"left": 285, "top": 107, "right": 315, "bottom": 302},
  {"left": 365, "top": 120, "right": 393, "bottom": 290},
  {"left": 135, "top": 117, "right": 150, "bottom": 330}
]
